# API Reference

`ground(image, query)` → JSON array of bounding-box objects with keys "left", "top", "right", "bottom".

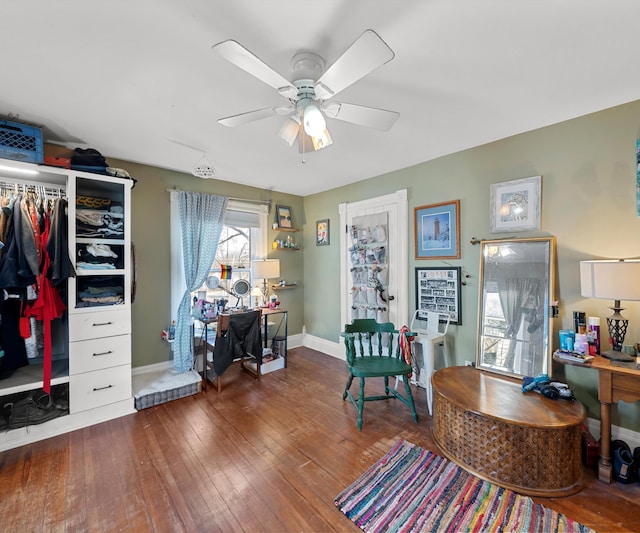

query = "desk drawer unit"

[
  {"left": 69, "top": 334, "right": 131, "bottom": 375},
  {"left": 69, "top": 309, "right": 131, "bottom": 342},
  {"left": 70, "top": 364, "right": 132, "bottom": 413}
]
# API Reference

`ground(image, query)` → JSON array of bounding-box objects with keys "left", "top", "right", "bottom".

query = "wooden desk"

[
  {"left": 585, "top": 357, "right": 640, "bottom": 483},
  {"left": 194, "top": 308, "right": 288, "bottom": 392}
]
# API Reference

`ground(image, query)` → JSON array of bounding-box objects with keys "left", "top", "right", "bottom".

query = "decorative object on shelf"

[
  {"left": 251, "top": 258, "right": 281, "bottom": 307},
  {"left": 268, "top": 294, "right": 280, "bottom": 309},
  {"left": 490, "top": 176, "right": 541, "bottom": 233},
  {"left": 276, "top": 205, "right": 293, "bottom": 229},
  {"left": 580, "top": 259, "right": 640, "bottom": 362},
  {"left": 414, "top": 200, "right": 460, "bottom": 259},
  {"left": 415, "top": 266, "right": 462, "bottom": 325},
  {"left": 316, "top": 218, "right": 330, "bottom": 246}
]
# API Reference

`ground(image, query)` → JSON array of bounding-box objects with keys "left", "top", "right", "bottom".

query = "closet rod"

[
  {"left": 166, "top": 186, "right": 269, "bottom": 207},
  {"left": 0, "top": 174, "right": 66, "bottom": 192}
]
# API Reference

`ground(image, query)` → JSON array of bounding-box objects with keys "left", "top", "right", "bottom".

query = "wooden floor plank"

[{"left": 1, "top": 347, "right": 639, "bottom": 532}]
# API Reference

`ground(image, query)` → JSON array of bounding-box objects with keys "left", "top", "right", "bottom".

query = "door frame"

[{"left": 339, "top": 189, "right": 408, "bottom": 329}]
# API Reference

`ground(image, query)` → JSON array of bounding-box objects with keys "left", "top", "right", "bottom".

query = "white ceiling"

[{"left": 2, "top": 1, "right": 639, "bottom": 196}]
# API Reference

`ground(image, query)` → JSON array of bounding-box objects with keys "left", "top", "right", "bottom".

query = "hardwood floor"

[{"left": 1, "top": 347, "right": 639, "bottom": 532}]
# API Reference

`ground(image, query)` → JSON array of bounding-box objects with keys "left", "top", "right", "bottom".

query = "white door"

[{"left": 339, "top": 189, "right": 408, "bottom": 329}]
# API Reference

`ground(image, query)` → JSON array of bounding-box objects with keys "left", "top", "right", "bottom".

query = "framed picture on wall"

[
  {"left": 415, "top": 266, "right": 462, "bottom": 325},
  {"left": 490, "top": 176, "right": 541, "bottom": 233},
  {"left": 276, "top": 205, "right": 293, "bottom": 228},
  {"left": 316, "top": 219, "right": 330, "bottom": 246},
  {"left": 414, "top": 200, "right": 460, "bottom": 259}
]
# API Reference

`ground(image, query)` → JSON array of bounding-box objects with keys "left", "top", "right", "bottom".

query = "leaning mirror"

[{"left": 476, "top": 236, "right": 556, "bottom": 379}]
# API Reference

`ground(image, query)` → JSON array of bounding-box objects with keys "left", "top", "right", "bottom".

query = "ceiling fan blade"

[
  {"left": 322, "top": 102, "right": 399, "bottom": 131},
  {"left": 314, "top": 29, "right": 394, "bottom": 100},
  {"left": 218, "top": 107, "right": 282, "bottom": 127},
  {"left": 212, "top": 40, "right": 298, "bottom": 99}
]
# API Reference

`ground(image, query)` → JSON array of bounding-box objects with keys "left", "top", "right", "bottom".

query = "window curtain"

[
  {"left": 498, "top": 277, "right": 540, "bottom": 371},
  {"left": 174, "top": 191, "right": 228, "bottom": 373}
]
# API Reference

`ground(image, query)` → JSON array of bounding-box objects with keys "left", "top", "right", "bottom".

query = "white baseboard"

[
  {"left": 302, "top": 333, "right": 343, "bottom": 360},
  {"left": 586, "top": 417, "right": 640, "bottom": 450}
]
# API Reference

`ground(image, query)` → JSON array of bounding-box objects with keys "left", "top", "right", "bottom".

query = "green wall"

[
  {"left": 302, "top": 99, "right": 640, "bottom": 431},
  {"left": 110, "top": 161, "right": 304, "bottom": 370}
]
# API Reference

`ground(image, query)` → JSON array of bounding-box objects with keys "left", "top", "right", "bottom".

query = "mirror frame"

[{"left": 476, "top": 236, "right": 556, "bottom": 379}]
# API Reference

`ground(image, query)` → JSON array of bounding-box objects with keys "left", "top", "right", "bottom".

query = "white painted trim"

[{"left": 339, "top": 189, "right": 409, "bottom": 328}]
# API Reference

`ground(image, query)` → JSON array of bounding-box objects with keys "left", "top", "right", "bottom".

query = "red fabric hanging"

[{"left": 24, "top": 214, "right": 66, "bottom": 393}]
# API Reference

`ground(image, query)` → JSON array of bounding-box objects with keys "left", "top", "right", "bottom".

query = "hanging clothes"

[
  {"left": 0, "top": 186, "right": 73, "bottom": 385},
  {"left": 24, "top": 213, "right": 67, "bottom": 393}
]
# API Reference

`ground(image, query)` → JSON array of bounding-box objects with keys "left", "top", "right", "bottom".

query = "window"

[
  {"left": 193, "top": 224, "right": 254, "bottom": 306},
  {"left": 170, "top": 197, "right": 268, "bottom": 318}
]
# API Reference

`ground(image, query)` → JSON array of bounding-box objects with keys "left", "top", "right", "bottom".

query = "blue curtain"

[{"left": 174, "top": 191, "right": 228, "bottom": 373}]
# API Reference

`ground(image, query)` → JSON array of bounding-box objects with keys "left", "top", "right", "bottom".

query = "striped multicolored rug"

[{"left": 335, "top": 439, "right": 595, "bottom": 533}]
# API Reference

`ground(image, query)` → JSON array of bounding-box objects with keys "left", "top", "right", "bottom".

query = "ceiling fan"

[{"left": 211, "top": 29, "right": 400, "bottom": 152}]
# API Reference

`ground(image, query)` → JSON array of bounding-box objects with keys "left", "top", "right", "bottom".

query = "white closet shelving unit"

[{"left": 0, "top": 159, "right": 135, "bottom": 452}]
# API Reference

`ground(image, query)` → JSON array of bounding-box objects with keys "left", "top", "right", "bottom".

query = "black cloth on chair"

[{"left": 212, "top": 310, "right": 262, "bottom": 376}]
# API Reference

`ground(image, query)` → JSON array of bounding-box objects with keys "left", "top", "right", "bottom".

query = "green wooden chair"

[{"left": 341, "top": 319, "right": 418, "bottom": 430}]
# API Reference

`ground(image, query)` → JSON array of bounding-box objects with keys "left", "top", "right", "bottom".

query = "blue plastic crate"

[{"left": 0, "top": 119, "right": 44, "bottom": 164}]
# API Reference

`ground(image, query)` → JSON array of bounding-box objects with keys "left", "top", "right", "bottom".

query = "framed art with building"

[
  {"left": 414, "top": 200, "right": 460, "bottom": 259},
  {"left": 415, "top": 266, "right": 462, "bottom": 325}
]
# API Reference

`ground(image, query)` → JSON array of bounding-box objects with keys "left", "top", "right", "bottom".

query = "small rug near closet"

[
  {"left": 335, "top": 439, "right": 595, "bottom": 533},
  {"left": 133, "top": 368, "right": 201, "bottom": 410}
]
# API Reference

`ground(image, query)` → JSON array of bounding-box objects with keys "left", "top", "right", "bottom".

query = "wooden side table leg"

[{"left": 598, "top": 401, "right": 613, "bottom": 483}]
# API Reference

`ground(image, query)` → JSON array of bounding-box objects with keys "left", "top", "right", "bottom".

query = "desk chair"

[
  {"left": 410, "top": 310, "right": 451, "bottom": 415},
  {"left": 341, "top": 319, "right": 418, "bottom": 430}
]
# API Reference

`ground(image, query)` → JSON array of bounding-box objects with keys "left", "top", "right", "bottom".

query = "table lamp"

[
  {"left": 580, "top": 259, "right": 640, "bottom": 362},
  {"left": 251, "top": 258, "right": 280, "bottom": 307}
]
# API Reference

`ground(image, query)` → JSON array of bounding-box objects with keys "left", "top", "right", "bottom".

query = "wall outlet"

[{"left": 465, "top": 360, "right": 475, "bottom": 367}]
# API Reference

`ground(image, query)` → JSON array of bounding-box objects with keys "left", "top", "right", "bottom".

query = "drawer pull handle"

[
  {"left": 93, "top": 384, "right": 114, "bottom": 392},
  {"left": 92, "top": 321, "right": 114, "bottom": 327},
  {"left": 92, "top": 350, "right": 113, "bottom": 357}
]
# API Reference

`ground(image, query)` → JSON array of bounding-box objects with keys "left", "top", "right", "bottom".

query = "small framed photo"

[
  {"left": 490, "top": 176, "right": 541, "bottom": 233},
  {"left": 316, "top": 219, "right": 330, "bottom": 246},
  {"left": 415, "top": 266, "right": 462, "bottom": 325},
  {"left": 276, "top": 205, "right": 293, "bottom": 229},
  {"left": 414, "top": 200, "right": 460, "bottom": 259}
]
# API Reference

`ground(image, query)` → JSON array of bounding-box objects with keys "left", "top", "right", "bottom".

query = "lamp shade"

[
  {"left": 252, "top": 258, "right": 280, "bottom": 280},
  {"left": 303, "top": 104, "right": 326, "bottom": 136},
  {"left": 580, "top": 259, "right": 640, "bottom": 301}
]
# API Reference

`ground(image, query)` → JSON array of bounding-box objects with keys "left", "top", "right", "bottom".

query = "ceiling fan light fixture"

[
  {"left": 278, "top": 115, "right": 300, "bottom": 146},
  {"left": 303, "top": 103, "right": 326, "bottom": 137},
  {"left": 311, "top": 128, "right": 332, "bottom": 151}
]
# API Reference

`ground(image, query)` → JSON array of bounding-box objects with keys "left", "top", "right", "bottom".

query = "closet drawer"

[
  {"left": 69, "top": 334, "right": 130, "bottom": 375},
  {"left": 69, "top": 364, "right": 131, "bottom": 413},
  {"left": 69, "top": 309, "right": 131, "bottom": 342}
]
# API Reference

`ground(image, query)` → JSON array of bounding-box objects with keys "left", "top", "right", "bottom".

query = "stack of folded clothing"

[
  {"left": 77, "top": 243, "right": 120, "bottom": 270},
  {"left": 70, "top": 147, "right": 109, "bottom": 175},
  {"left": 77, "top": 275, "right": 124, "bottom": 307}
]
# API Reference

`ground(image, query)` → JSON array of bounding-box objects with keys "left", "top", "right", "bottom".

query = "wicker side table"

[{"left": 431, "top": 366, "right": 586, "bottom": 497}]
